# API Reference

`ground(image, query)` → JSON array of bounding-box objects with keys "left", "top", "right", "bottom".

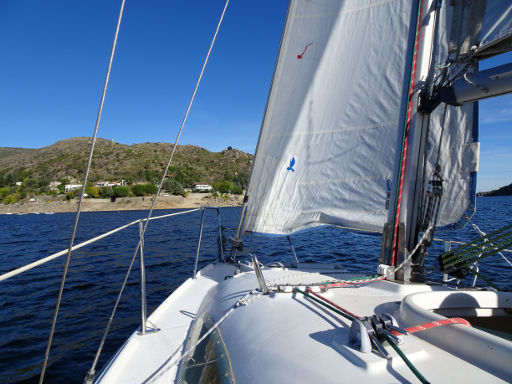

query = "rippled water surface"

[{"left": 1, "top": 197, "right": 511, "bottom": 383}]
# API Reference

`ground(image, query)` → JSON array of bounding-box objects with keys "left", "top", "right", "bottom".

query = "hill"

[
  {"left": 477, "top": 182, "right": 512, "bottom": 197},
  {"left": 0, "top": 147, "right": 35, "bottom": 160},
  {"left": 0, "top": 137, "right": 252, "bottom": 188}
]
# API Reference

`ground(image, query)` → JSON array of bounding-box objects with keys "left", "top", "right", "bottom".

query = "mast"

[
  {"left": 382, "top": 0, "right": 512, "bottom": 282},
  {"left": 381, "top": 0, "right": 439, "bottom": 282}
]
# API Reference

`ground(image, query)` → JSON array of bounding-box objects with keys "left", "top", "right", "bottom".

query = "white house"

[
  {"left": 65, "top": 184, "right": 83, "bottom": 192},
  {"left": 95, "top": 179, "right": 127, "bottom": 187},
  {"left": 193, "top": 183, "right": 213, "bottom": 192}
]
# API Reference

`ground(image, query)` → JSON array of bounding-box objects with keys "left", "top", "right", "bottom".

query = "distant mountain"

[
  {"left": 477, "top": 182, "right": 512, "bottom": 197},
  {"left": 0, "top": 137, "right": 252, "bottom": 188},
  {"left": 0, "top": 147, "right": 35, "bottom": 160}
]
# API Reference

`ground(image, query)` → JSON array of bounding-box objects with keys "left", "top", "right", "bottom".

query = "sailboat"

[{"left": 28, "top": 0, "right": 512, "bottom": 382}]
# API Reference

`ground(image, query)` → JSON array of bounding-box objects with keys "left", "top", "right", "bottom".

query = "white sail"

[
  {"left": 477, "top": 1, "right": 512, "bottom": 58},
  {"left": 417, "top": 1, "right": 483, "bottom": 229},
  {"left": 243, "top": 0, "right": 417, "bottom": 235}
]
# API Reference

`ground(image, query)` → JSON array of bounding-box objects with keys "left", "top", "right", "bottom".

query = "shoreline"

[{"left": 0, "top": 193, "right": 243, "bottom": 214}]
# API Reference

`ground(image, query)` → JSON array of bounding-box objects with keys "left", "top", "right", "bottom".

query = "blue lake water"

[{"left": 1, "top": 196, "right": 511, "bottom": 383}]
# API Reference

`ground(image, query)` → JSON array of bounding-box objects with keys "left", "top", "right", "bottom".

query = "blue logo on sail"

[{"left": 287, "top": 157, "right": 295, "bottom": 172}]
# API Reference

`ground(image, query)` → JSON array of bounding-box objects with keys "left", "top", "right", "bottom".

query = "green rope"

[
  {"left": 315, "top": 274, "right": 383, "bottom": 286},
  {"left": 295, "top": 288, "right": 430, "bottom": 383},
  {"left": 380, "top": 333, "right": 430, "bottom": 384},
  {"left": 467, "top": 269, "right": 502, "bottom": 291},
  {"left": 439, "top": 223, "right": 512, "bottom": 272},
  {"left": 440, "top": 223, "right": 512, "bottom": 261},
  {"left": 293, "top": 288, "right": 356, "bottom": 322}
]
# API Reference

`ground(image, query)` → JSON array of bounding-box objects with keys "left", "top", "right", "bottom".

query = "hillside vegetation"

[
  {"left": 0, "top": 137, "right": 252, "bottom": 203},
  {"left": 478, "top": 182, "right": 512, "bottom": 197}
]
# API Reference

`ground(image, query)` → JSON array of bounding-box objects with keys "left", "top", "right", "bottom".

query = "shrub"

[
  {"left": 143, "top": 183, "right": 158, "bottom": 195},
  {"left": 85, "top": 186, "right": 100, "bottom": 198},
  {"left": 0, "top": 187, "right": 10, "bottom": 200},
  {"left": 112, "top": 186, "right": 131, "bottom": 197},
  {"left": 162, "top": 179, "right": 184, "bottom": 196},
  {"left": 3, "top": 193, "right": 19, "bottom": 204},
  {"left": 232, "top": 185, "right": 243, "bottom": 195},
  {"left": 131, "top": 184, "right": 146, "bottom": 196},
  {"left": 99, "top": 186, "right": 113, "bottom": 198},
  {"left": 213, "top": 180, "right": 233, "bottom": 194},
  {"left": 66, "top": 191, "right": 74, "bottom": 200}
]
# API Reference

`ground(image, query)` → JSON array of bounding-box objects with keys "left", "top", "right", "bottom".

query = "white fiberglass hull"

[{"left": 96, "top": 262, "right": 512, "bottom": 383}]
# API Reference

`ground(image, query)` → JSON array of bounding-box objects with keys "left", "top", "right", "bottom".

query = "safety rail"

[
  {"left": 0, "top": 209, "right": 199, "bottom": 283},
  {"left": 193, "top": 206, "right": 224, "bottom": 278},
  {"left": 1, "top": 209, "right": 204, "bottom": 339}
]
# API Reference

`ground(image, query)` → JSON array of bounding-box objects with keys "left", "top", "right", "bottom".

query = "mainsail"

[{"left": 243, "top": 0, "right": 418, "bottom": 235}]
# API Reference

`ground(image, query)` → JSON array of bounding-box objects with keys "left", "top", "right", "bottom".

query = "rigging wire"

[
  {"left": 39, "top": 1, "right": 126, "bottom": 382},
  {"left": 83, "top": 1, "right": 231, "bottom": 381}
]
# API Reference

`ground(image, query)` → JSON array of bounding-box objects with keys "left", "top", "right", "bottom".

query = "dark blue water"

[{"left": 1, "top": 197, "right": 511, "bottom": 383}]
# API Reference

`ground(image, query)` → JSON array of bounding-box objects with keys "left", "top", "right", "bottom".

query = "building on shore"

[{"left": 193, "top": 183, "right": 213, "bottom": 192}]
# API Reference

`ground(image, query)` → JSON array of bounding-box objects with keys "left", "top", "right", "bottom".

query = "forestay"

[{"left": 244, "top": 0, "right": 417, "bottom": 235}]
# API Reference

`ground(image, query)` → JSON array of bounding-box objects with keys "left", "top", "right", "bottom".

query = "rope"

[
  {"left": 39, "top": 1, "right": 126, "bottom": 382},
  {"left": 305, "top": 289, "right": 360, "bottom": 320},
  {"left": 294, "top": 287, "right": 430, "bottom": 383},
  {"left": 395, "top": 227, "right": 433, "bottom": 272},
  {"left": 467, "top": 269, "right": 502, "bottom": 291},
  {"left": 294, "top": 288, "right": 356, "bottom": 322},
  {"left": 439, "top": 223, "right": 512, "bottom": 272},
  {"left": 391, "top": 0, "right": 424, "bottom": 266},
  {"left": 379, "top": 333, "right": 430, "bottom": 384},
  {"left": 390, "top": 317, "right": 471, "bottom": 335},
  {"left": 471, "top": 224, "right": 512, "bottom": 267},
  {"left": 318, "top": 275, "right": 386, "bottom": 289}
]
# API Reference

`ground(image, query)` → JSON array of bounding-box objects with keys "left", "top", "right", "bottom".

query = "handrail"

[
  {"left": 0, "top": 209, "right": 199, "bottom": 283},
  {"left": 193, "top": 206, "right": 223, "bottom": 278}
]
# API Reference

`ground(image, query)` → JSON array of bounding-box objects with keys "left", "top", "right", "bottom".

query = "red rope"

[
  {"left": 391, "top": 317, "right": 472, "bottom": 336},
  {"left": 392, "top": 1, "right": 424, "bottom": 265},
  {"left": 306, "top": 289, "right": 361, "bottom": 320},
  {"left": 307, "top": 290, "right": 471, "bottom": 336}
]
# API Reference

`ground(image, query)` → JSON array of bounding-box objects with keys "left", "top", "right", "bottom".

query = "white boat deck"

[{"left": 96, "top": 262, "right": 512, "bottom": 383}]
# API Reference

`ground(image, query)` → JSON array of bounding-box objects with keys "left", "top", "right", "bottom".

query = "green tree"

[
  {"left": 213, "top": 180, "right": 234, "bottom": 194},
  {"left": 112, "top": 186, "right": 131, "bottom": 197},
  {"left": 143, "top": 183, "right": 157, "bottom": 195},
  {"left": 162, "top": 179, "right": 185, "bottom": 196},
  {"left": 85, "top": 186, "right": 100, "bottom": 198},
  {"left": 131, "top": 184, "right": 146, "bottom": 196},
  {"left": 3, "top": 193, "right": 20, "bottom": 204},
  {"left": 0, "top": 187, "right": 10, "bottom": 200},
  {"left": 144, "top": 170, "right": 159, "bottom": 184},
  {"left": 99, "top": 186, "right": 113, "bottom": 198}
]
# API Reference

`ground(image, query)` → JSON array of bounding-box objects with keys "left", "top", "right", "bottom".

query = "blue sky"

[{"left": 0, "top": 1, "right": 511, "bottom": 192}]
